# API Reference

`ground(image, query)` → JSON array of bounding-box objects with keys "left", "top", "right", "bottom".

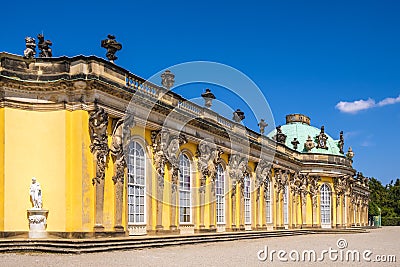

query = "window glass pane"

[{"left": 127, "top": 141, "right": 146, "bottom": 224}]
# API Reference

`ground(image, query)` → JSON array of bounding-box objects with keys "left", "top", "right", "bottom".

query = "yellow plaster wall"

[
  {"left": 65, "top": 110, "right": 95, "bottom": 232},
  {"left": 4, "top": 108, "right": 66, "bottom": 231},
  {"left": 0, "top": 108, "right": 4, "bottom": 231}
]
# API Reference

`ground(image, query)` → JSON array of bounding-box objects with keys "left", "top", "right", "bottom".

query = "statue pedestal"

[{"left": 27, "top": 209, "right": 49, "bottom": 238}]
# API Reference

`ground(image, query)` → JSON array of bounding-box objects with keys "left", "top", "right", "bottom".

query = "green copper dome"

[{"left": 267, "top": 114, "right": 344, "bottom": 156}]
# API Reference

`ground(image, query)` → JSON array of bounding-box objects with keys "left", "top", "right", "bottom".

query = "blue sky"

[{"left": 1, "top": 0, "right": 399, "bottom": 184}]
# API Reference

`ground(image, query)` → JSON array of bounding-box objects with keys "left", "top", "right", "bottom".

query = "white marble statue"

[{"left": 30, "top": 177, "right": 42, "bottom": 209}]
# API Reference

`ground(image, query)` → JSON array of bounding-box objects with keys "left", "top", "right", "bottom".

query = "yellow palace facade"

[{"left": 0, "top": 53, "right": 369, "bottom": 238}]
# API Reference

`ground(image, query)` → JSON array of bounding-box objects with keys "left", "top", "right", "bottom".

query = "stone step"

[{"left": 0, "top": 229, "right": 362, "bottom": 254}]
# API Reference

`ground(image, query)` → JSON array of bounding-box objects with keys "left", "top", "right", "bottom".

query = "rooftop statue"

[
  {"left": 161, "top": 70, "right": 175, "bottom": 90},
  {"left": 233, "top": 109, "right": 245, "bottom": 122},
  {"left": 201, "top": 88, "right": 216, "bottom": 108},
  {"left": 258, "top": 119, "right": 268, "bottom": 135},
  {"left": 37, "top": 34, "right": 53, "bottom": 58},
  {"left": 338, "top": 131, "right": 344, "bottom": 154},
  {"left": 101, "top": 34, "right": 122, "bottom": 62},
  {"left": 23, "top": 37, "right": 36, "bottom": 59},
  {"left": 316, "top": 126, "right": 328, "bottom": 149},
  {"left": 275, "top": 126, "right": 287, "bottom": 144}
]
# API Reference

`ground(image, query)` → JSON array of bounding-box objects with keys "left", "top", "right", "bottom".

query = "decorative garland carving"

[
  {"left": 308, "top": 175, "right": 321, "bottom": 208},
  {"left": 28, "top": 215, "right": 46, "bottom": 224},
  {"left": 229, "top": 154, "right": 248, "bottom": 198},
  {"left": 197, "top": 141, "right": 223, "bottom": 193},
  {"left": 151, "top": 129, "right": 187, "bottom": 192},
  {"left": 333, "top": 176, "right": 348, "bottom": 206},
  {"left": 274, "top": 169, "right": 289, "bottom": 194},
  {"left": 111, "top": 118, "right": 126, "bottom": 184},
  {"left": 255, "top": 160, "right": 271, "bottom": 200},
  {"left": 89, "top": 106, "right": 109, "bottom": 185}
]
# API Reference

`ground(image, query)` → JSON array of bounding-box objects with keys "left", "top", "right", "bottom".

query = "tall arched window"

[
  {"left": 127, "top": 141, "right": 146, "bottom": 224},
  {"left": 179, "top": 154, "right": 191, "bottom": 223},
  {"left": 265, "top": 178, "right": 272, "bottom": 224},
  {"left": 216, "top": 164, "right": 225, "bottom": 224},
  {"left": 244, "top": 174, "right": 251, "bottom": 224},
  {"left": 283, "top": 185, "right": 288, "bottom": 225},
  {"left": 321, "top": 184, "right": 332, "bottom": 227}
]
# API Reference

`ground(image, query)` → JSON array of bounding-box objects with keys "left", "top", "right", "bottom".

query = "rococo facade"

[{"left": 0, "top": 50, "right": 370, "bottom": 238}]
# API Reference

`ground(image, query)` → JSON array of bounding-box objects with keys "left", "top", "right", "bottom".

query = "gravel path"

[{"left": 1, "top": 227, "right": 399, "bottom": 267}]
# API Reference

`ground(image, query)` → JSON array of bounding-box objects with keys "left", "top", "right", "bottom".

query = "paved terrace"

[{"left": 0, "top": 227, "right": 398, "bottom": 266}]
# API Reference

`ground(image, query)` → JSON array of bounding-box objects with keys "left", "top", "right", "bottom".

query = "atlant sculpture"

[
  {"left": 37, "top": 34, "right": 53, "bottom": 57},
  {"left": 101, "top": 35, "right": 122, "bottom": 62},
  {"left": 23, "top": 37, "right": 36, "bottom": 59},
  {"left": 30, "top": 177, "right": 42, "bottom": 209}
]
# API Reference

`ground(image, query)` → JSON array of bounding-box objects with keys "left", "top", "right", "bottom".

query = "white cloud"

[
  {"left": 335, "top": 98, "right": 375, "bottom": 114},
  {"left": 336, "top": 94, "right": 400, "bottom": 114},
  {"left": 377, "top": 95, "right": 400, "bottom": 106}
]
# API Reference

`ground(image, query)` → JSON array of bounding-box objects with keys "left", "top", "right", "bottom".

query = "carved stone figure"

[
  {"left": 275, "top": 126, "right": 287, "bottom": 144},
  {"left": 298, "top": 174, "right": 309, "bottom": 206},
  {"left": 316, "top": 126, "right": 328, "bottom": 149},
  {"left": 229, "top": 154, "right": 248, "bottom": 197},
  {"left": 274, "top": 169, "right": 288, "bottom": 193},
  {"left": 161, "top": 70, "right": 175, "bottom": 90},
  {"left": 255, "top": 160, "right": 270, "bottom": 188},
  {"left": 197, "top": 141, "right": 223, "bottom": 190},
  {"left": 201, "top": 88, "right": 216, "bottom": 108},
  {"left": 291, "top": 138, "right": 300, "bottom": 150},
  {"left": 30, "top": 177, "right": 42, "bottom": 209},
  {"left": 255, "top": 160, "right": 271, "bottom": 199},
  {"left": 334, "top": 176, "right": 347, "bottom": 206},
  {"left": 229, "top": 154, "right": 248, "bottom": 183},
  {"left": 111, "top": 119, "right": 126, "bottom": 184},
  {"left": 101, "top": 34, "right": 122, "bottom": 62},
  {"left": 23, "top": 37, "right": 36, "bottom": 59},
  {"left": 346, "top": 147, "right": 355, "bottom": 160},
  {"left": 338, "top": 131, "right": 344, "bottom": 154},
  {"left": 233, "top": 109, "right": 245, "bottom": 122},
  {"left": 151, "top": 129, "right": 187, "bottom": 191},
  {"left": 304, "top": 135, "right": 315, "bottom": 151},
  {"left": 37, "top": 34, "right": 52, "bottom": 58},
  {"left": 89, "top": 106, "right": 109, "bottom": 184},
  {"left": 258, "top": 119, "right": 268, "bottom": 135},
  {"left": 308, "top": 175, "right": 321, "bottom": 207}
]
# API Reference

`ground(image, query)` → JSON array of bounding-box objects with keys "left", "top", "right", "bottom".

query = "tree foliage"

[{"left": 369, "top": 178, "right": 400, "bottom": 225}]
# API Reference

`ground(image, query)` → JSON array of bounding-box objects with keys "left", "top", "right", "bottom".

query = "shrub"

[{"left": 382, "top": 217, "right": 400, "bottom": 226}]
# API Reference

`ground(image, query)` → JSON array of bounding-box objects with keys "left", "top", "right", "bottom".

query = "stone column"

[
  {"left": 342, "top": 196, "right": 346, "bottom": 227},
  {"left": 89, "top": 106, "right": 109, "bottom": 232},
  {"left": 275, "top": 191, "right": 280, "bottom": 228},
  {"left": 199, "top": 177, "right": 206, "bottom": 230},
  {"left": 156, "top": 174, "right": 164, "bottom": 230},
  {"left": 291, "top": 193, "right": 296, "bottom": 228},
  {"left": 256, "top": 187, "right": 261, "bottom": 228},
  {"left": 210, "top": 180, "right": 216, "bottom": 230},
  {"left": 170, "top": 183, "right": 178, "bottom": 231},
  {"left": 110, "top": 119, "right": 126, "bottom": 232},
  {"left": 170, "top": 168, "right": 179, "bottom": 231},
  {"left": 94, "top": 177, "right": 105, "bottom": 231},
  {"left": 231, "top": 182, "right": 237, "bottom": 229},
  {"left": 335, "top": 195, "right": 340, "bottom": 228},
  {"left": 114, "top": 179, "right": 124, "bottom": 231},
  {"left": 239, "top": 187, "right": 245, "bottom": 230}
]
